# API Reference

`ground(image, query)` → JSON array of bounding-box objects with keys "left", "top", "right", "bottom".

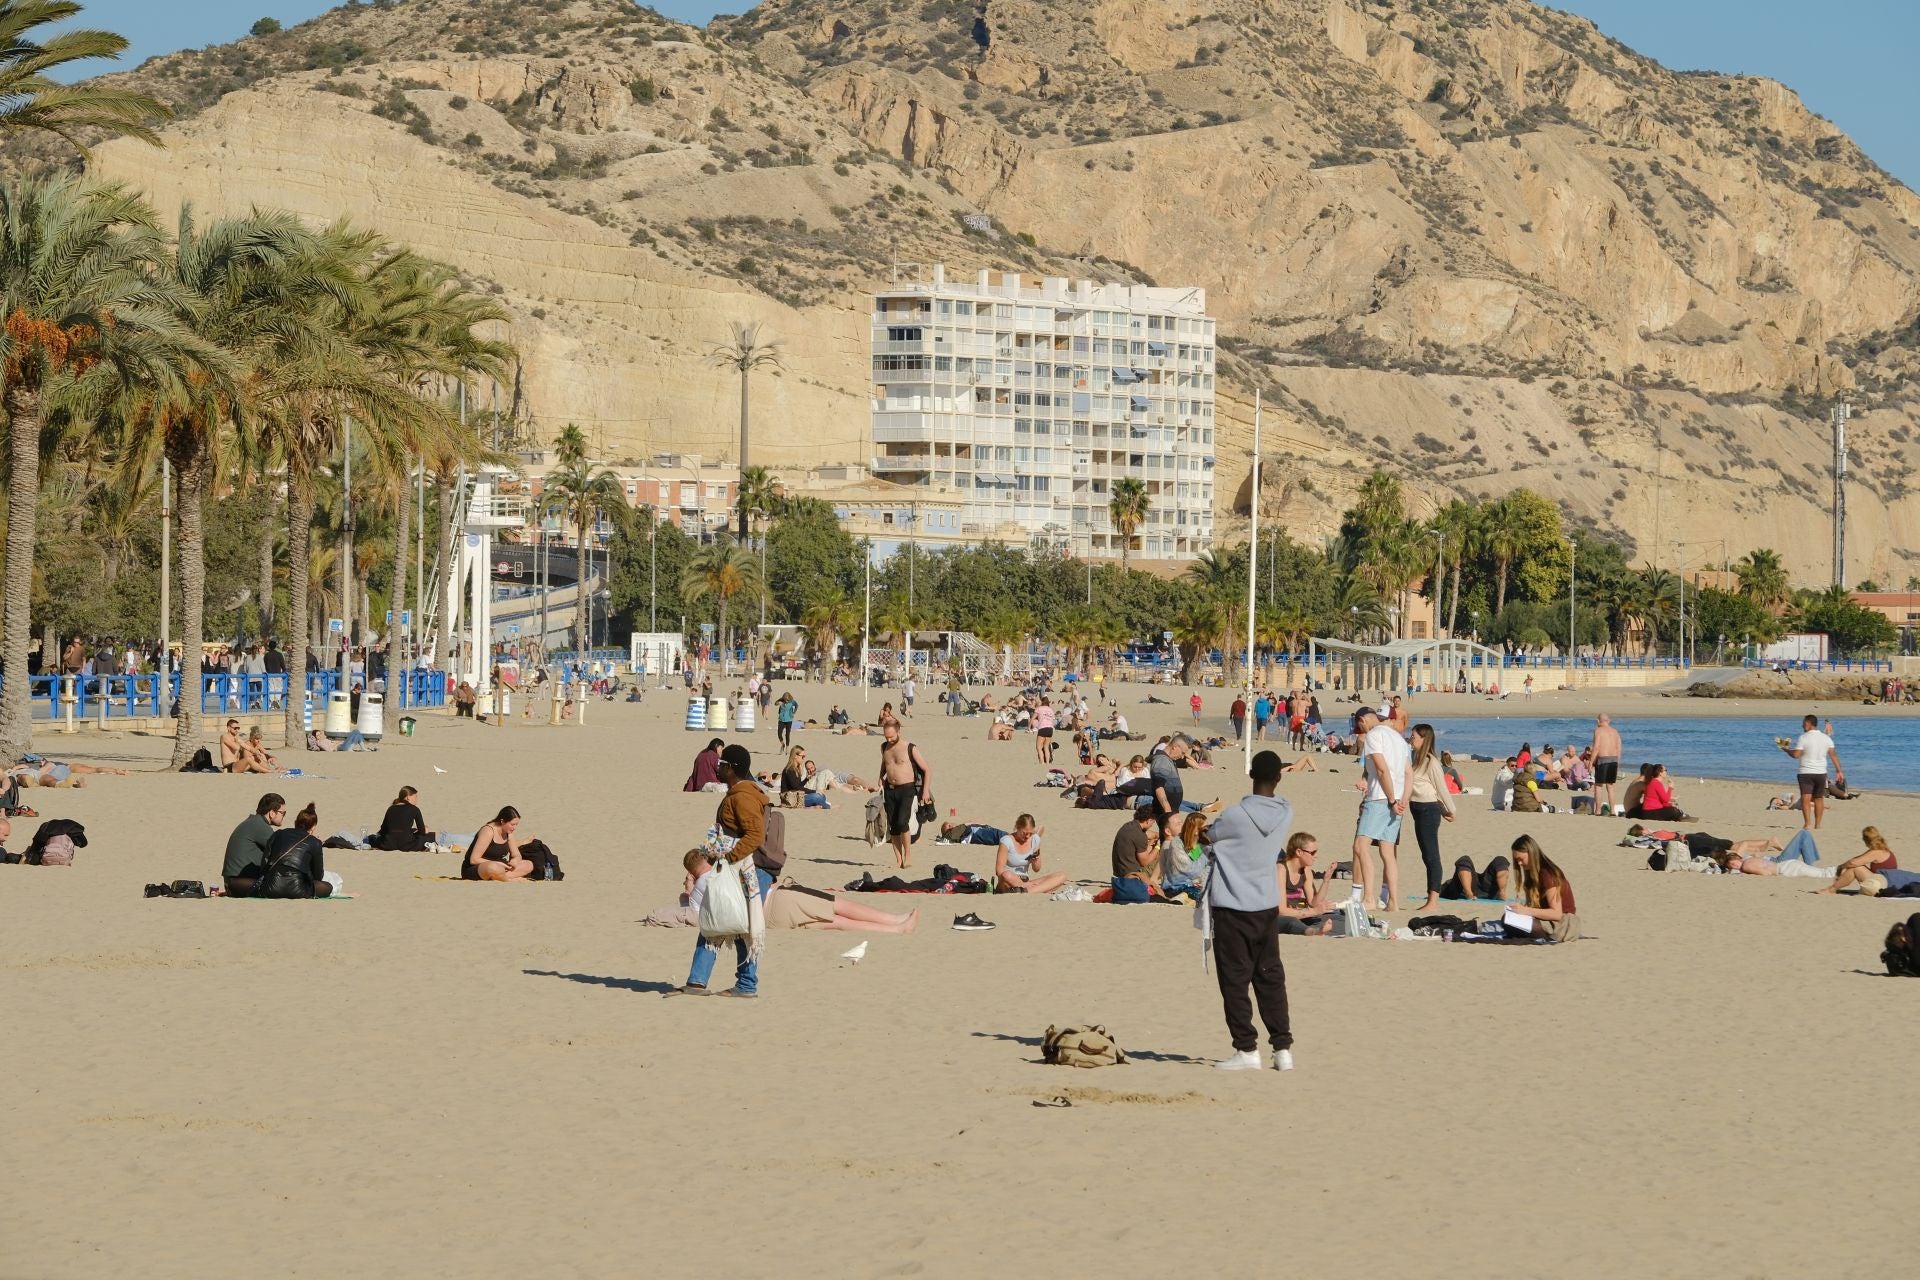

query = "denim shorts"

[{"left": 1355, "top": 799, "right": 1403, "bottom": 844}]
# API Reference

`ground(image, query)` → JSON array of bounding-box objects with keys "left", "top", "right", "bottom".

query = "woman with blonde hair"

[
  {"left": 1818, "top": 826, "right": 1901, "bottom": 895},
  {"left": 1405, "top": 723, "right": 1456, "bottom": 914},
  {"left": 779, "top": 746, "right": 830, "bottom": 809},
  {"left": 1506, "top": 835, "right": 1580, "bottom": 940}
]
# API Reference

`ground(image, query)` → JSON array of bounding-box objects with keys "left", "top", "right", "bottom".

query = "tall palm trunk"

[
  {"left": 575, "top": 513, "right": 590, "bottom": 660},
  {"left": 1495, "top": 559, "right": 1512, "bottom": 615},
  {"left": 283, "top": 483, "right": 315, "bottom": 742},
  {"left": 257, "top": 497, "right": 276, "bottom": 636},
  {"left": 736, "top": 372, "right": 750, "bottom": 543},
  {"left": 168, "top": 452, "right": 208, "bottom": 768},
  {"left": 1447, "top": 557, "right": 1463, "bottom": 637},
  {"left": 0, "top": 388, "right": 44, "bottom": 756}
]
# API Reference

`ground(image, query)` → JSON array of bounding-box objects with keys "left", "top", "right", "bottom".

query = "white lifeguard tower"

[{"left": 446, "top": 466, "right": 530, "bottom": 688}]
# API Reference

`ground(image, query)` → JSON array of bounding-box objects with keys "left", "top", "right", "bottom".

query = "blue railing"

[
  {"left": 1740, "top": 657, "right": 1893, "bottom": 673},
  {"left": 5, "top": 668, "right": 448, "bottom": 721}
]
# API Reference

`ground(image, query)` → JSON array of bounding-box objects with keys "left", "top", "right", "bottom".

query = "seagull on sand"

[{"left": 840, "top": 942, "right": 868, "bottom": 965}]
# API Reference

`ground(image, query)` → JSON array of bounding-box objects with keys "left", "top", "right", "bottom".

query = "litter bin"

[
  {"left": 398, "top": 715, "right": 417, "bottom": 738},
  {"left": 356, "top": 691, "right": 385, "bottom": 741},
  {"left": 324, "top": 690, "right": 353, "bottom": 740}
]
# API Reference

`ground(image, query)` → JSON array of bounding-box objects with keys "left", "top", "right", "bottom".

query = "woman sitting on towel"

[
  {"left": 464, "top": 806, "right": 535, "bottom": 881},
  {"left": 1505, "top": 835, "right": 1580, "bottom": 940},
  {"left": 371, "top": 785, "right": 434, "bottom": 851},
  {"left": 1276, "top": 832, "right": 1335, "bottom": 935},
  {"left": 1626, "top": 763, "right": 1692, "bottom": 821},
  {"left": 994, "top": 814, "right": 1068, "bottom": 895}
]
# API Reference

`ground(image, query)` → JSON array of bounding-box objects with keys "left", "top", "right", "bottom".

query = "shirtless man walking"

[
  {"left": 1588, "top": 713, "right": 1622, "bottom": 817},
  {"left": 878, "top": 722, "right": 931, "bottom": 871}
]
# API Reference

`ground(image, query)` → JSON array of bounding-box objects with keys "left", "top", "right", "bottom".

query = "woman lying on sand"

[
  {"left": 645, "top": 850, "right": 919, "bottom": 932},
  {"left": 8, "top": 757, "right": 129, "bottom": 787}
]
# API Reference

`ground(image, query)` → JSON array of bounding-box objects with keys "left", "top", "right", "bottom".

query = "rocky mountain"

[{"left": 37, "top": 0, "right": 1920, "bottom": 582}]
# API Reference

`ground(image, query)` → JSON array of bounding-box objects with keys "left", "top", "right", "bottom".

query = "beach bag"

[
  {"left": 179, "top": 747, "right": 219, "bottom": 774},
  {"left": 35, "top": 834, "right": 76, "bottom": 866},
  {"left": 865, "top": 794, "right": 888, "bottom": 847},
  {"left": 1041, "top": 1024, "right": 1128, "bottom": 1068},
  {"left": 1883, "top": 914, "right": 1920, "bottom": 977},
  {"left": 699, "top": 859, "right": 751, "bottom": 938},
  {"left": 523, "top": 838, "right": 564, "bottom": 881},
  {"left": 25, "top": 819, "right": 87, "bottom": 866}
]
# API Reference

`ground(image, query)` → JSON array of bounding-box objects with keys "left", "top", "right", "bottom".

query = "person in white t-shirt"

[
  {"left": 1780, "top": 713, "right": 1842, "bottom": 831},
  {"left": 1350, "top": 705, "right": 1412, "bottom": 912}
]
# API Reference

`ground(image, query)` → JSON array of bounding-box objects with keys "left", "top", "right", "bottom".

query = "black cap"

[{"left": 720, "top": 744, "right": 753, "bottom": 774}]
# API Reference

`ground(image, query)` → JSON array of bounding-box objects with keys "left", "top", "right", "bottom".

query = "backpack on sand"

[{"left": 1041, "top": 1024, "right": 1128, "bottom": 1068}]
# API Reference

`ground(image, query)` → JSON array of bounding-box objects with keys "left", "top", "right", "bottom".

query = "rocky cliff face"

[{"left": 54, "top": 0, "right": 1920, "bottom": 583}]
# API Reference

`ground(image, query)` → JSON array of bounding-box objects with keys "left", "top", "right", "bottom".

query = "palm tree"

[
  {"left": 1170, "top": 600, "right": 1223, "bottom": 685},
  {"left": 1108, "top": 476, "right": 1150, "bottom": 572},
  {"left": 1185, "top": 548, "right": 1242, "bottom": 682},
  {"left": 1481, "top": 495, "right": 1529, "bottom": 615},
  {"left": 1050, "top": 605, "right": 1099, "bottom": 673},
  {"left": 1431, "top": 499, "right": 1478, "bottom": 638},
  {"left": 1335, "top": 571, "right": 1388, "bottom": 641},
  {"left": 705, "top": 321, "right": 784, "bottom": 541},
  {"left": 1735, "top": 548, "right": 1790, "bottom": 613},
  {"left": 1, "top": 176, "right": 206, "bottom": 757},
  {"left": 142, "top": 207, "right": 342, "bottom": 765},
  {"left": 680, "top": 542, "right": 761, "bottom": 661},
  {"left": 0, "top": 1, "right": 169, "bottom": 151},
  {"left": 552, "top": 422, "right": 587, "bottom": 466},
  {"left": 799, "top": 589, "right": 859, "bottom": 675},
  {"left": 542, "top": 455, "right": 629, "bottom": 659}
]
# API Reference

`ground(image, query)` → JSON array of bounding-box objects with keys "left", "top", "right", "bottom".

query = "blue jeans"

[
  {"left": 1110, "top": 877, "right": 1151, "bottom": 904},
  {"left": 1771, "top": 830, "right": 1821, "bottom": 864},
  {"left": 802, "top": 793, "right": 830, "bottom": 809},
  {"left": 1162, "top": 875, "right": 1202, "bottom": 902},
  {"left": 687, "top": 867, "right": 774, "bottom": 993}
]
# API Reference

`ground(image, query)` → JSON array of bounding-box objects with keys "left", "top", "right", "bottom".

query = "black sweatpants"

[
  {"left": 1409, "top": 800, "right": 1447, "bottom": 895},
  {"left": 1212, "top": 906, "right": 1293, "bottom": 1053}
]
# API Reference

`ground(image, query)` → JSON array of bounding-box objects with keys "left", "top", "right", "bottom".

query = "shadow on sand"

[{"left": 524, "top": 969, "right": 676, "bottom": 994}]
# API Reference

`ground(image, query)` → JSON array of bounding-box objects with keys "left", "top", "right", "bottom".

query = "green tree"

[
  {"left": 764, "top": 500, "right": 861, "bottom": 621},
  {"left": 249, "top": 16, "right": 281, "bottom": 36},
  {"left": 1734, "top": 548, "right": 1791, "bottom": 612},
  {"left": 0, "top": 177, "right": 205, "bottom": 756},
  {"left": 607, "top": 509, "right": 695, "bottom": 637},
  {"left": 1795, "top": 588, "right": 1896, "bottom": 656},
  {"left": 1108, "top": 476, "right": 1149, "bottom": 572},
  {"left": 0, "top": 1, "right": 170, "bottom": 151},
  {"left": 542, "top": 456, "right": 629, "bottom": 659},
  {"left": 1169, "top": 599, "right": 1223, "bottom": 685},
  {"left": 679, "top": 541, "right": 760, "bottom": 659},
  {"left": 1186, "top": 548, "right": 1244, "bottom": 682}
]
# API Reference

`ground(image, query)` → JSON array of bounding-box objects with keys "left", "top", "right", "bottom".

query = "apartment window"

[{"left": 955, "top": 301, "right": 973, "bottom": 316}]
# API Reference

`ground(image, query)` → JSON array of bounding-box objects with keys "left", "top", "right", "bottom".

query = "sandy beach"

[{"left": 3, "top": 680, "right": 1917, "bottom": 1279}]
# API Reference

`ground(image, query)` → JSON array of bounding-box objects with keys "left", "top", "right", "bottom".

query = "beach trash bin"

[
  {"left": 357, "top": 691, "right": 385, "bottom": 741},
  {"left": 477, "top": 690, "right": 495, "bottom": 719},
  {"left": 685, "top": 696, "right": 707, "bottom": 731},
  {"left": 735, "top": 696, "right": 757, "bottom": 732},
  {"left": 708, "top": 696, "right": 730, "bottom": 731},
  {"left": 324, "top": 690, "right": 353, "bottom": 739},
  {"left": 398, "top": 715, "right": 417, "bottom": 738}
]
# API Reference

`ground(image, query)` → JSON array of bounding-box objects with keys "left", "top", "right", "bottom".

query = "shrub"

[
  {"left": 630, "top": 76, "right": 656, "bottom": 104},
  {"left": 249, "top": 17, "right": 282, "bottom": 37},
  {"left": 449, "top": 95, "right": 468, "bottom": 111}
]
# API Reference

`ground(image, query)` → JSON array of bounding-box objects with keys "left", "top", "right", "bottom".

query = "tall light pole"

[
  {"left": 338, "top": 417, "right": 353, "bottom": 691},
  {"left": 648, "top": 516, "right": 657, "bottom": 633},
  {"left": 1430, "top": 527, "right": 1446, "bottom": 639},
  {"left": 160, "top": 455, "right": 171, "bottom": 675},
  {"left": 1831, "top": 402, "right": 1850, "bottom": 587},
  {"left": 1567, "top": 535, "right": 1576, "bottom": 685},
  {"left": 861, "top": 546, "right": 872, "bottom": 706},
  {"left": 1244, "top": 389, "right": 1261, "bottom": 774}
]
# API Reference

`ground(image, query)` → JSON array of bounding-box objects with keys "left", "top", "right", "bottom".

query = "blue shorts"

[
  {"left": 1355, "top": 799, "right": 1403, "bottom": 844},
  {"left": 1110, "top": 877, "right": 1151, "bottom": 904}
]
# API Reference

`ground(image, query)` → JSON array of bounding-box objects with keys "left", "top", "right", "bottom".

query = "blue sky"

[{"left": 56, "top": 1, "right": 1920, "bottom": 188}]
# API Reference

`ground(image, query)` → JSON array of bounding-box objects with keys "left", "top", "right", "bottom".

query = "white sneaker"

[
  {"left": 1213, "top": 1050, "right": 1262, "bottom": 1071},
  {"left": 1272, "top": 1050, "right": 1294, "bottom": 1072}
]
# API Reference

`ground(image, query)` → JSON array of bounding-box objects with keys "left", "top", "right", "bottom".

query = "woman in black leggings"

[{"left": 1405, "top": 724, "right": 1457, "bottom": 914}]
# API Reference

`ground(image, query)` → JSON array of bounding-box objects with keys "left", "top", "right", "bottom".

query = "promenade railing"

[{"left": 6, "top": 668, "right": 448, "bottom": 722}]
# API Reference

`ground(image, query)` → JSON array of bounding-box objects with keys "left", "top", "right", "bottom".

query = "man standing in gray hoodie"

[{"left": 1205, "top": 750, "right": 1295, "bottom": 1072}]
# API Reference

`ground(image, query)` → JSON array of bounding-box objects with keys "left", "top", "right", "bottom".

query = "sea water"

[{"left": 1426, "top": 714, "right": 1917, "bottom": 794}]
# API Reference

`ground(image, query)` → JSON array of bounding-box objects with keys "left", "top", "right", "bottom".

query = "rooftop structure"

[{"left": 870, "top": 266, "right": 1217, "bottom": 560}]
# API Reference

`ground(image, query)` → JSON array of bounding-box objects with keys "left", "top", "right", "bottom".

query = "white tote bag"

[{"left": 699, "top": 858, "right": 751, "bottom": 938}]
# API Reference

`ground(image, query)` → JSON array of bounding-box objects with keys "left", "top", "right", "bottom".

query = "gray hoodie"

[{"left": 1205, "top": 793, "right": 1292, "bottom": 912}]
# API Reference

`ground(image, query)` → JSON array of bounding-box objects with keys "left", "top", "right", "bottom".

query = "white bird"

[
  {"left": 433, "top": 765, "right": 448, "bottom": 774},
  {"left": 840, "top": 942, "right": 868, "bottom": 965}
]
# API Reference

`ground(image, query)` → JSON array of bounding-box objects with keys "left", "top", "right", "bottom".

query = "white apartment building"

[{"left": 870, "top": 266, "right": 1217, "bottom": 561}]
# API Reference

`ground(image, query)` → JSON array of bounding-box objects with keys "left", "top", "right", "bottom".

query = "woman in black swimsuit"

[
  {"left": 465, "top": 805, "right": 534, "bottom": 881},
  {"left": 1276, "top": 831, "right": 1334, "bottom": 935}
]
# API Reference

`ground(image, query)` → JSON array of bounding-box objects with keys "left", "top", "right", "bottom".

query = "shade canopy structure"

[{"left": 1306, "top": 636, "right": 1507, "bottom": 698}]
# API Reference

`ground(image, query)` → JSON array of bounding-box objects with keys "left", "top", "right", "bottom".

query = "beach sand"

[{"left": 3, "top": 681, "right": 1917, "bottom": 1278}]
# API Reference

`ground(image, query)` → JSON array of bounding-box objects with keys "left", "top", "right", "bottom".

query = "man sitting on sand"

[
  {"left": 221, "top": 792, "right": 286, "bottom": 897},
  {"left": 1110, "top": 802, "right": 1160, "bottom": 903}
]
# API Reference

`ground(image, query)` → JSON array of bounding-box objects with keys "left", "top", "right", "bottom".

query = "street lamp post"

[
  {"left": 648, "top": 517, "right": 657, "bottom": 633},
  {"left": 1567, "top": 536, "right": 1576, "bottom": 685}
]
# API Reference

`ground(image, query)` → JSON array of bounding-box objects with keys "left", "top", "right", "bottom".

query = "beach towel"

[{"left": 841, "top": 866, "right": 988, "bottom": 894}]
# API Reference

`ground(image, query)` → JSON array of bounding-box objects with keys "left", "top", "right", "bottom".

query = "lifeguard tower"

[{"left": 446, "top": 466, "right": 529, "bottom": 687}]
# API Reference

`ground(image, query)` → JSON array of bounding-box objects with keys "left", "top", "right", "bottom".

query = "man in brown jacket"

[{"left": 669, "top": 744, "right": 770, "bottom": 998}]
